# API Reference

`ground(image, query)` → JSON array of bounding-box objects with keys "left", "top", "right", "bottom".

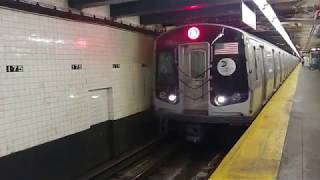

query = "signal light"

[{"left": 188, "top": 27, "right": 200, "bottom": 40}]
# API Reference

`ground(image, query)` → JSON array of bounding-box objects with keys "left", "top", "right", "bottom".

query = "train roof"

[{"left": 158, "top": 23, "right": 296, "bottom": 57}]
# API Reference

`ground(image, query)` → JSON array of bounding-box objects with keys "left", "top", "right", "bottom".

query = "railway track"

[
  {"left": 110, "top": 139, "right": 182, "bottom": 180},
  {"left": 108, "top": 133, "right": 237, "bottom": 180},
  {"left": 82, "top": 125, "right": 246, "bottom": 180},
  {"left": 145, "top": 142, "right": 227, "bottom": 180}
]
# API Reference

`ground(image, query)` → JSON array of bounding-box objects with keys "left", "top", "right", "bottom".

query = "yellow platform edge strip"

[{"left": 210, "top": 65, "right": 301, "bottom": 180}]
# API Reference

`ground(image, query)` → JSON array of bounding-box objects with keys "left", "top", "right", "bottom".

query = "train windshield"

[
  {"left": 191, "top": 50, "right": 206, "bottom": 78},
  {"left": 157, "top": 51, "right": 177, "bottom": 86}
]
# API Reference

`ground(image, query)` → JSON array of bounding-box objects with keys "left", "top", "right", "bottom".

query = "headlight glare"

[
  {"left": 168, "top": 94, "right": 177, "bottom": 103},
  {"left": 214, "top": 95, "right": 226, "bottom": 106}
]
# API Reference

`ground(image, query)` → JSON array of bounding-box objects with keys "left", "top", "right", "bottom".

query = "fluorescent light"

[
  {"left": 69, "top": 94, "right": 76, "bottom": 98},
  {"left": 252, "top": 0, "right": 300, "bottom": 57},
  {"left": 91, "top": 95, "right": 99, "bottom": 99},
  {"left": 242, "top": 2, "right": 256, "bottom": 30}
]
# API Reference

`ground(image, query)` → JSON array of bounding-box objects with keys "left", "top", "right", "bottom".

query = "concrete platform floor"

[
  {"left": 210, "top": 66, "right": 300, "bottom": 180},
  {"left": 278, "top": 67, "right": 320, "bottom": 180}
]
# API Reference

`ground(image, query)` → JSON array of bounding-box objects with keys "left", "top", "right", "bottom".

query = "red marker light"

[
  {"left": 184, "top": 5, "right": 202, "bottom": 10},
  {"left": 188, "top": 27, "right": 200, "bottom": 40}
]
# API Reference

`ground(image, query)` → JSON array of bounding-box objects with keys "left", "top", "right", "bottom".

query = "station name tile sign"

[
  {"left": 6, "top": 65, "right": 23, "bottom": 72},
  {"left": 71, "top": 64, "right": 82, "bottom": 70}
]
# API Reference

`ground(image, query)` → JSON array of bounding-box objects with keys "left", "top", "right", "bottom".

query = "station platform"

[{"left": 210, "top": 65, "right": 320, "bottom": 180}]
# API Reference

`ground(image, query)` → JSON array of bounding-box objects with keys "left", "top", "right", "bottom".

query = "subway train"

[{"left": 153, "top": 24, "right": 299, "bottom": 132}]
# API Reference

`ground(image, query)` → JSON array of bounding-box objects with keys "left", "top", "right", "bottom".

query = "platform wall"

[
  {"left": 37, "top": 0, "right": 69, "bottom": 8},
  {"left": 0, "top": 6, "right": 154, "bottom": 158}
]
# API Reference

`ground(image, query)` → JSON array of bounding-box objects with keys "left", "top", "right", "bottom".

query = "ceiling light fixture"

[{"left": 252, "top": 0, "right": 300, "bottom": 57}]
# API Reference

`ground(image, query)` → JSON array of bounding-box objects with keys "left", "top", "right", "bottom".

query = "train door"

[
  {"left": 279, "top": 52, "right": 283, "bottom": 82},
  {"left": 284, "top": 54, "right": 287, "bottom": 77},
  {"left": 272, "top": 50, "right": 277, "bottom": 90},
  {"left": 275, "top": 51, "right": 280, "bottom": 88},
  {"left": 254, "top": 46, "right": 267, "bottom": 104},
  {"left": 179, "top": 43, "right": 209, "bottom": 112},
  {"left": 250, "top": 45, "right": 263, "bottom": 113},
  {"left": 283, "top": 55, "right": 286, "bottom": 77},
  {"left": 259, "top": 47, "right": 268, "bottom": 102}
]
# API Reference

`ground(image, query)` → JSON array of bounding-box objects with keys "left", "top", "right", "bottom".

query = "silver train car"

[{"left": 154, "top": 24, "right": 299, "bottom": 126}]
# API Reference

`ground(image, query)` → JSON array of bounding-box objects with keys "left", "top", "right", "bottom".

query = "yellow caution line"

[{"left": 210, "top": 65, "right": 301, "bottom": 180}]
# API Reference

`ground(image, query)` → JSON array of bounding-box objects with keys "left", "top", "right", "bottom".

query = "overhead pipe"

[{"left": 304, "top": 10, "right": 320, "bottom": 50}]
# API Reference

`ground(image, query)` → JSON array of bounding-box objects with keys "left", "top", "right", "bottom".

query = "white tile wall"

[
  {"left": 81, "top": 4, "right": 140, "bottom": 25},
  {"left": 0, "top": 7, "right": 154, "bottom": 157},
  {"left": 82, "top": 5, "right": 110, "bottom": 17},
  {"left": 37, "top": 0, "right": 68, "bottom": 8},
  {"left": 119, "top": 16, "right": 140, "bottom": 25}
]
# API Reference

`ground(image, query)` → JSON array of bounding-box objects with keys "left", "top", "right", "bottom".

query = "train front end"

[{"left": 154, "top": 24, "right": 250, "bottom": 125}]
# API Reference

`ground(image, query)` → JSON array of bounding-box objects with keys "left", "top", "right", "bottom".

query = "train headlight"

[
  {"left": 217, "top": 58, "right": 236, "bottom": 76},
  {"left": 214, "top": 95, "right": 226, "bottom": 106},
  {"left": 168, "top": 94, "right": 177, "bottom": 103}
]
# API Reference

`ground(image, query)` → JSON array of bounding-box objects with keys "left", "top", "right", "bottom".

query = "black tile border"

[{"left": 0, "top": 110, "right": 160, "bottom": 180}]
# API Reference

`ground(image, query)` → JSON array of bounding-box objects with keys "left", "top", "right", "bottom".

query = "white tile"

[{"left": 36, "top": 0, "right": 68, "bottom": 8}]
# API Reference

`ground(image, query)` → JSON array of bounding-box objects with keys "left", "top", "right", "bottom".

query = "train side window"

[{"left": 253, "top": 46, "right": 259, "bottom": 80}]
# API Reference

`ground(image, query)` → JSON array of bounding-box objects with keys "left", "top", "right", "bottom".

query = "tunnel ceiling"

[{"left": 69, "top": 0, "right": 320, "bottom": 53}]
